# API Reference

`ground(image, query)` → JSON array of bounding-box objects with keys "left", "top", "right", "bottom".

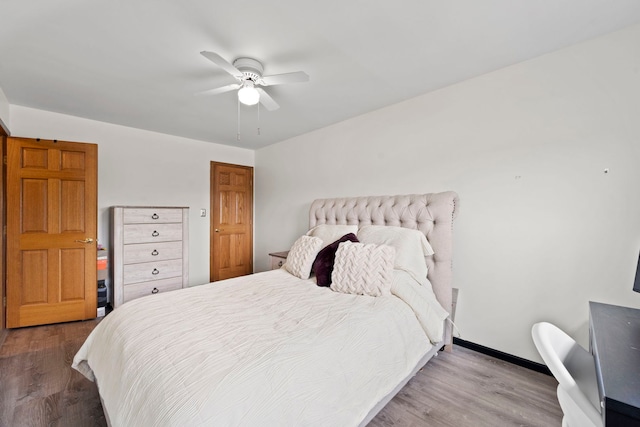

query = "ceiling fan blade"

[
  {"left": 196, "top": 83, "right": 241, "bottom": 96},
  {"left": 256, "top": 88, "right": 280, "bottom": 111},
  {"left": 200, "top": 51, "right": 243, "bottom": 79},
  {"left": 261, "top": 71, "right": 309, "bottom": 86}
]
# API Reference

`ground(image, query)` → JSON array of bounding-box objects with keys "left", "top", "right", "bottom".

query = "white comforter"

[{"left": 73, "top": 269, "right": 448, "bottom": 427}]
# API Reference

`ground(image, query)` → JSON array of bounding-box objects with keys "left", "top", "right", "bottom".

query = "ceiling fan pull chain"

[
  {"left": 237, "top": 96, "right": 241, "bottom": 141},
  {"left": 257, "top": 102, "right": 261, "bottom": 136}
]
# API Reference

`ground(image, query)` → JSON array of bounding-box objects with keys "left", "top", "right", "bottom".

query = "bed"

[{"left": 73, "top": 192, "right": 459, "bottom": 426}]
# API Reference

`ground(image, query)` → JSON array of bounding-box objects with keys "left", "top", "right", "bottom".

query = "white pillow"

[
  {"left": 284, "top": 235, "right": 323, "bottom": 279},
  {"left": 330, "top": 241, "right": 395, "bottom": 297},
  {"left": 357, "top": 225, "right": 433, "bottom": 285},
  {"left": 306, "top": 224, "right": 358, "bottom": 249}
]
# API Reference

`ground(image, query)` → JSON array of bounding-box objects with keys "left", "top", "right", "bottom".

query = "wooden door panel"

[
  {"left": 21, "top": 250, "right": 48, "bottom": 304},
  {"left": 233, "top": 234, "right": 247, "bottom": 265},
  {"left": 19, "top": 302, "right": 86, "bottom": 327},
  {"left": 6, "top": 137, "right": 97, "bottom": 328},
  {"left": 60, "top": 150, "right": 85, "bottom": 171},
  {"left": 60, "top": 180, "right": 85, "bottom": 232},
  {"left": 22, "top": 179, "right": 49, "bottom": 233},
  {"left": 218, "top": 234, "right": 231, "bottom": 269},
  {"left": 21, "top": 147, "right": 48, "bottom": 169},
  {"left": 218, "top": 191, "right": 230, "bottom": 224},
  {"left": 211, "top": 163, "right": 253, "bottom": 282},
  {"left": 60, "top": 248, "right": 86, "bottom": 301},
  {"left": 235, "top": 192, "right": 247, "bottom": 225}
]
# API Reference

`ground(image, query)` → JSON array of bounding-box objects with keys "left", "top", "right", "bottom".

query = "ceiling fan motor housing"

[{"left": 233, "top": 57, "right": 264, "bottom": 82}]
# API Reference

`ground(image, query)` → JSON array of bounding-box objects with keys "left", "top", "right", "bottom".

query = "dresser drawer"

[
  {"left": 123, "top": 259, "right": 182, "bottom": 285},
  {"left": 123, "top": 223, "right": 183, "bottom": 244},
  {"left": 123, "top": 241, "right": 183, "bottom": 264},
  {"left": 123, "top": 277, "right": 183, "bottom": 303},
  {"left": 123, "top": 208, "right": 184, "bottom": 224}
]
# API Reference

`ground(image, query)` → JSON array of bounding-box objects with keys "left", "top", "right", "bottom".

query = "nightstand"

[{"left": 269, "top": 251, "right": 289, "bottom": 270}]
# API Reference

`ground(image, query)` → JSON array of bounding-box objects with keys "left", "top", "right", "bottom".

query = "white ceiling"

[{"left": 2, "top": 1, "right": 640, "bottom": 150}]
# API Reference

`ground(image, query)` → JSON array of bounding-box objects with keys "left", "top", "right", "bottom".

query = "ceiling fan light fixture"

[
  {"left": 238, "top": 81, "right": 260, "bottom": 106},
  {"left": 200, "top": 51, "right": 307, "bottom": 112}
]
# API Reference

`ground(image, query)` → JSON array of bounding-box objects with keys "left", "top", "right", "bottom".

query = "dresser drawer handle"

[
  {"left": 278, "top": 260, "right": 283, "bottom": 267},
  {"left": 151, "top": 213, "right": 159, "bottom": 220},
  {"left": 151, "top": 249, "right": 159, "bottom": 256},
  {"left": 151, "top": 287, "right": 159, "bottom": 294},
  {"left": 152, "top": 268, "right": 160, "bottom": 275},
  {"left": 152, "top": 230, "right": 160, "bottom": 237}
]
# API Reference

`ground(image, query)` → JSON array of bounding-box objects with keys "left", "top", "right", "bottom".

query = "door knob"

[
  {"left": 215, "top": 229, "right": 224, "bottom": 233},
  {"left": 74, "top": 238, "right": 94, "bottom": 244}
]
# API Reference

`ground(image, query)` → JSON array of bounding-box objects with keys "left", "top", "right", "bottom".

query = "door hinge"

[
  {"left": 3, "top": 297, "right": 6, "bottom": 308},
  {"left": 3, "top": 155, "right": 6, "bottom": 165}
]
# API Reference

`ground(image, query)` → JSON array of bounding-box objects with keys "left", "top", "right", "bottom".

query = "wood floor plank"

[
  {"left": 0, "top": 320, "right": 106, "bottom": 427},
  {"left": 0, "top": 352, "right": 23, "bottom": 425},
  {"left": 0, "top": 320, "right": 562, "bottom": 426},
  {"left": 375, "top": 347, "right": 564, "bottom": 427}
]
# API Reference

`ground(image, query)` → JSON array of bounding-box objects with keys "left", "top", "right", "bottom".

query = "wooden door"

[
  {"left": 210, "top": 162, "right": 253, "bottom": 281},
  {"left": 1, "top": 127, "right": 7, "bottom": 338},
  {"left": 6, "top": 137, "right": 98, "bottom": 328}
]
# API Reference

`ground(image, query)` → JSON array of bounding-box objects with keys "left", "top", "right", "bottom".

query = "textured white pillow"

[
  {"left": 357, "top": 225, "right": 433, "bottom": 285},
  {"left": 284, "top": 235, "right": 323, "bottom": 279},
  {"left": 330, "top": 241, "right": 395, "bottom": 297},
  {"left": 306, "top": 224, "right": 358, "bottom": 249}
]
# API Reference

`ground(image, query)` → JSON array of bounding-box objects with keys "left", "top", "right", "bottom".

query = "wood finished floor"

[{"left": 0, "top": 320, "right": 563, "bottom": 427}]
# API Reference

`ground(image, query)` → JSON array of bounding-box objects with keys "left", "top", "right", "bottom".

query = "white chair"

[{"left": 531, "top": 322, "right": 603, "bottom": 427}]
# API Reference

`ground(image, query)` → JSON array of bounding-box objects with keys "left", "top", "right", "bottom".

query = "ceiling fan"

[{"left": 199, "top": 51, "right": 309, "bottom": 111}]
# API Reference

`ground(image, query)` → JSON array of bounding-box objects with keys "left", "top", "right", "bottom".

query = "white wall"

[
  {"left": 9, "top": 105, "right": 254, "bottom": 287},
  {"left": 255, "top": 24, "right": 640, "bottom": 362},
  {"left": 0, "top": 86, "right": 9, "bottom": 132}
]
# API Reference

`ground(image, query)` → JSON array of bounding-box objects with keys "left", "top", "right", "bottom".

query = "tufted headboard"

[{"left": 309, "top": 192, "right": 459, "bottom": 346}]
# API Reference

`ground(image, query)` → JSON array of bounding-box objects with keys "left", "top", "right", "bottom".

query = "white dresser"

[{"left": 112, "top": 206, "right": 189, "bottom": 308}]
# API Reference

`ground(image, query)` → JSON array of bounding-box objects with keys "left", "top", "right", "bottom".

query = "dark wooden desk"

[{"left": 589, "top": 302, "right": 640, "bottom": 426}]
